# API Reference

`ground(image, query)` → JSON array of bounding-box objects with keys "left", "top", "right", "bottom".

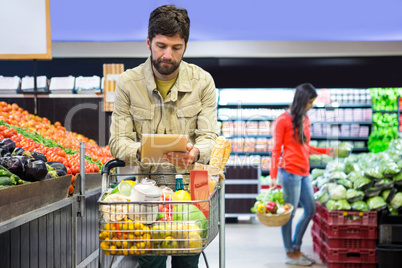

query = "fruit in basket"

[
  {"left": 173, "top": 204, "right": 208, "bottom": 238},
  {"left": 175, "top": 190, "right": 191, "bottom": 201},
  {"left": 101, "top": 194, "right": 128, "bottom": 221},
  {"left": 161, "top": 236, "right": 178, "bottom": 254},
  {"left": 188, "top": 232, "right": 203, "bottom": 253},
  {"left": 118, "top": 181, "right": 134, "bottom": 199}
]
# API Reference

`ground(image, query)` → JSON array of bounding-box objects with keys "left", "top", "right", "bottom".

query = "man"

[{"left": 109, "top": 4, "right": 219, "bottom": 268}]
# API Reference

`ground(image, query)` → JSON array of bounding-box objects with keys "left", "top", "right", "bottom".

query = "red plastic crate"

[
  {"left": 312, "top": 229, "right": 325, "bottom": 262},
  {"left": 321, "top": 221, "right": 378, "bottom": 239},
  {"left": 321, "top": 231, "right": 377, "bottom": 249},
  {"left": 325, "top": 262, "right": 377, "bottom": 268},
  {"left": 321, "top": 242, "right": 377, "bottom": 263},
  {"left": 311, "top": 221, "right": 320, "bottom": 236},
  {"left": 316, "top": 202, "right": 377, "bottom": 226}
]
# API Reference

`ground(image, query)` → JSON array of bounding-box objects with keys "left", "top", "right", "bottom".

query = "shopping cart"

[{"left": 98, "top": 159, "right": 226, "bottom": 267}]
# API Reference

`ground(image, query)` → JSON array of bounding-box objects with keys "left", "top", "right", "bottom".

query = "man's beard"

[{"left": 151, "top": 52, "right": 181, "bottom": 76}]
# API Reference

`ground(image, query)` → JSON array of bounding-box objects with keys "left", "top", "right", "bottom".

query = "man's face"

[{"left": 147, "top": 34, "right": 187, "bottom": 78}]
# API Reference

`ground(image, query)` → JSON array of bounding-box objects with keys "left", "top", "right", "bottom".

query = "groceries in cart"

[
  {"left": 99, "top": 178, "right": 210, "bottom": 255},
  {"left": 98, "top": 136, "right": 229, "bottom": 256}
]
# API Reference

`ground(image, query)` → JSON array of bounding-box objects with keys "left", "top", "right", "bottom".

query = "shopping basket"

[{"left": 98, "top": 159, "right": 226, "bottom": 267}]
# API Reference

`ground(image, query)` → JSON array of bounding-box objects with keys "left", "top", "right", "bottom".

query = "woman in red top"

[{"left": 271, "top": 83, "right": 332, "bottom": 266}]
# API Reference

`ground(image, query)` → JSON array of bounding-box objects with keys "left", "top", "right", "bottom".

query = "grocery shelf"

[
  {"left": 219, "top": 103, "right": 290, "bottom": 109},
  {"left": 311, "top": 136, "right": 369, "bottom": 141},
  {"left": 223, "top": 134, "right": 272, "bottom": 139},
  {"left": 372, "top": 110, "right": 399, "bottom": 113},
  {"left": 218, "top": 116, "right": 276, "bottom": 121},
  {"left": 231, "top": 151, "right": 271, "bottom": 156},
  {"left": 314, "top": 103, "right": 372, "bottom": 109},
  {"left": 310, "top": 164, "right": 327, "bottom": 169},
  {"left": 261, "top": 170, "right": 270, "bottom": 175},
  {"left": 352, "top": 147, "right": 369, "bottom": 152},
  {"left": 311, "top": 121, "right": 372, "bottom": 125}
]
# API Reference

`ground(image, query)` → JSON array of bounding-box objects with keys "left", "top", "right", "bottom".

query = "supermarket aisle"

[{"left": 182, "top": 208, "right": 326, "bottom": 268}]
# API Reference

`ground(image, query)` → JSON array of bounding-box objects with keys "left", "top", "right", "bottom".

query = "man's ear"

[{"left": 146, "top": 37, "right": 151, "bottom": 51}]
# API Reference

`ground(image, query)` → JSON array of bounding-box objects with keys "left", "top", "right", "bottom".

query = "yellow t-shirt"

[{"left": 155, "top": 77, "right": 177, "bottom": 100}]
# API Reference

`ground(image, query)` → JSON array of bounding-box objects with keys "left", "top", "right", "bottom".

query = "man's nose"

[{"left": 163, "top": 48, "right": 173, "bottom": 60}]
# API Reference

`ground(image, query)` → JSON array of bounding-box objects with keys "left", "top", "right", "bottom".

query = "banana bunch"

[{"left": 209, "top": 136, "right": 231, "bottom": 171}]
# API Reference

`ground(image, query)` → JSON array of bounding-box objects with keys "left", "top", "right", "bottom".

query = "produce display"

[
  {"left": 0, "top": 101, "right": 113, "bottom": 194},
  {"left": 0, "top": 137, "right": 72, "bottom": 187},
  {"left": 313, "top": 138, "right": 402, "bottom": 215},
  {"left": 369, "top": 88, "right": 402, "bottom": 153}
]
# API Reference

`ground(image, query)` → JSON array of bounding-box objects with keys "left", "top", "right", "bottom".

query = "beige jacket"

[{"left": 109, "top": 57, "right": 219, "bottom": 180}]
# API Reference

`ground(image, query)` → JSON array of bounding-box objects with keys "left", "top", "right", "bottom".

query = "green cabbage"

[
  {"left": 326, "top": 200, "right": 337, "bottom": 210},
  {"left": 329, "top": 171, "right": 347, "bottom": 181},
  {"left": 329, "top": 185, "right": 347, "bottom": 200},
  {"left": 347, "top": 171, "right": 365, "bottom": 183},
  {"left": 379, "top": 162, "right": 400, "bottom": 177},
  {"left": 367, "top": 196, "right": 387, "bottom": 211},
  {"left": 374, "top": 178, "right": 394, "bottom": 190},
  {"left": 336, "top": 178, "right": 353, "bottom": 189},
  {"left": 336, "top": 142, "right": 354, "bottom": 158},
  {"left": 314, "top": 189, "right": 330, "bottom": 204},
  {"left": 365, "top": 167, "right": 383, "bottom": 180},
  {"left": 351, "top": 200, "right": 369, "bottom": 211},
  {"left": 353, "top": 177, "right": 373, "bottom": 191},
  {"left": 390, "top": 192, "right": 402, "bottom": 210},
  {"left": 335, "top": 199, "right": 351, "bottom": 210},
  {"left": 311, "top": 168, "right": 325, "bottom": 179},
  {"left": 346, "top": 189, "right": 365, "bottom": 203}
]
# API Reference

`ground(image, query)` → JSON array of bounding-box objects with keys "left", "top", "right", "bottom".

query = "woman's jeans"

[{"left": 278, "top": 168, "right": 316, "bottom": 253}]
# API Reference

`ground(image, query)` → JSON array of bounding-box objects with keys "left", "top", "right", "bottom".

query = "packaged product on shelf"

[
  {"left": 326, "top": 110, "right": 335, "bottom": 122},
  {"left": 258, "top": 121, "right": 271, "bottom": 135},
  {"left": 246, "top": 121, "right": 259, "bottom": 136},
  {"left": 350, "top": 124, "right": 360, "bottom": 137},
  {"left": 243, "top": 138, "right": 256, "bottom": 152},
  {"left": 21, "top": 76, "right": 48, "bottom": 93},
  {"left": 0, "top": 76, "right": 20, "bottom": 93},
  {"left": 335, "top": 109, "right": 345, "bottom": 122},
  {"left": 260, "top": 156, "right": 271, "bottom": 171},
  {"left": 49, "top": 76, "right": 75, "bottom": 94},
  {"left": 255, "top": 138, "right": 268, "bottom": 152},
  {"left": 344, "top": 108, "right": 354, "bottom": 122}
]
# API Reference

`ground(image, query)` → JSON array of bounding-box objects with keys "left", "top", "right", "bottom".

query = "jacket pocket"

[
  {"left": 176, "top": 102, "right": 201, "bottom": 135},
  {"left": 129, "top": 106, "right": 153, "bottom": 135}
]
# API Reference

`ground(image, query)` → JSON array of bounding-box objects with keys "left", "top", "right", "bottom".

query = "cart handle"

[{"left": 101, "top": 159, "right": 126, "bottom": 175}]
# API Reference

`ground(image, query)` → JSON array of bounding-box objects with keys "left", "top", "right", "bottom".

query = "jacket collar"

[{"left": 143, "top": 57, "right": 192, "bottom": 102}]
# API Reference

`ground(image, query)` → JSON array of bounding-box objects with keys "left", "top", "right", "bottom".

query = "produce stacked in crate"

[{"left": 311, "top": 139, "right": 402, "bottom": 267}]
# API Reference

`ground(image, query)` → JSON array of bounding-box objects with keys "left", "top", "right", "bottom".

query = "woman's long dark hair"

[{"left": 290, "top": 83, "right": 317, "bottom": 144}]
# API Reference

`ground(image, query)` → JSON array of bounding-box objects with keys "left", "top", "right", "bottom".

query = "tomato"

[{"left": 68, "top": 184, "right": 74, "bottom": 195}]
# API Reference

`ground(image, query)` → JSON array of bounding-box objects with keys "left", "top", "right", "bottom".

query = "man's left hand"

[{"left": 163, "top": 143, "right": 199, "bottom": 169}]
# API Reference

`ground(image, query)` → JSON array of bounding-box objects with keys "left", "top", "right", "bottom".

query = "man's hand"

[{"left": 163, "top": 143, "right": 199, "bottom": 169}]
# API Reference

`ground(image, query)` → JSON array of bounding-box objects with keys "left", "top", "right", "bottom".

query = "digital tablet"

[{"left": 140, "top": 134, "right": 188, "bottom": 164}]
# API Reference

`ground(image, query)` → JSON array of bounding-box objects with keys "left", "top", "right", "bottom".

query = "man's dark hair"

[{"left": 148, "top": 5, "right": 190, "bottom": 44}]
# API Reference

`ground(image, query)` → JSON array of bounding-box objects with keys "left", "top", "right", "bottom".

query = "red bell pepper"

[{"left": 266, "top": 201, "right": 278, "bottom": 213}]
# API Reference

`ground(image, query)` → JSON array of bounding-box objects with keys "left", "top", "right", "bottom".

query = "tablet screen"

[{"left": 140, "top": 134, "right": 188, "bottom": 164}]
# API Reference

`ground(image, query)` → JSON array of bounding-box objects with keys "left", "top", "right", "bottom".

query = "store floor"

[{"left": 167, "top": 208, "right": 325, "bottom": 268}]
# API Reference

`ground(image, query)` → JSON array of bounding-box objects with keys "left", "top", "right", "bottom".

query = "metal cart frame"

[{"left": 98, "top": 159, "right": 225, "bottom": 268}]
